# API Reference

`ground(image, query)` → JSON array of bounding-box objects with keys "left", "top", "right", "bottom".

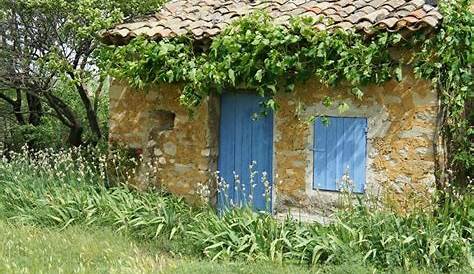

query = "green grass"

[
  {"left": 0, "top": 221, "right": 325, "bottom": 274},
  {"left": 0, "top": 221, "right": 168, "bottom": 273},
  {"left": 1, "top": 221, "right": 470, "bottom": 274}
]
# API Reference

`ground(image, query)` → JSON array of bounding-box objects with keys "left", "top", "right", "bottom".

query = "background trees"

[{"left": 0, "top": 0, "right": 165, "bottom": 148}]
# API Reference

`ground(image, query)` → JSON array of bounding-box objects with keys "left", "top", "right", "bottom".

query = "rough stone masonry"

[{"left": 108, "top": 68, "right": 439, "bottom": 217}]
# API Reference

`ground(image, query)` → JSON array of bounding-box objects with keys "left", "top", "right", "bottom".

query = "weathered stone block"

[
  {"left": 163, "top": 142, "right": 177, "bottom": 156},
  {"left": 398, "top": 126, "right": 434, "bottom": 138}
]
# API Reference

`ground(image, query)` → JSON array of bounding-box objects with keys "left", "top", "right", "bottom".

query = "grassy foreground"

[
  {"left": 0, "top": 148, "right": 472, "bottom": 273},
  {"left": 2, "top": 221, "right": 462, "bottom": 274},
  {"left": 0, "top": 221, "right": 345, "bottom": 274}
]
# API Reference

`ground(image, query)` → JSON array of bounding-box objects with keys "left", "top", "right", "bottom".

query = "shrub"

[
  {"left": 187, "top": 209, "right": 298, "bottom": 261},
  {"left": 186, "top": 205, "right": 472, "bottom": 272}
]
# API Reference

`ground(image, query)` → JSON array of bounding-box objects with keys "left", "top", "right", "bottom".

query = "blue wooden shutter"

[{"left": 313, "top": 117, "right": 367, "bottom": 193}]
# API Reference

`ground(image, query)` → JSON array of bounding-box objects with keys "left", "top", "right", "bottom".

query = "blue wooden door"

[
  {"left": 313, "top": 117, "right": 367, "bottom": 193},
  {"left": 218, "top": 93, "right": 273, "bottom": 212}
]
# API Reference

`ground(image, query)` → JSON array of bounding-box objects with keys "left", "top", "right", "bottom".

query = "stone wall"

[
  {"left": 109, "top": 82, "right": 218, "bottom": 201},
  {"left": 273, "top": 68, "right": 438, "bottom": 217},
  {"left": 109, "top": 68, "right": 438, "bottom": 215}
]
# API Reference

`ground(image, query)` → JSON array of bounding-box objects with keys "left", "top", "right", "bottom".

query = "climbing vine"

[
  {"left": 413, "top": 0, "right": 473, "bottom": 182},
  {"left": 98, "top": 0, "right": 473, "bottom": 182},
  {"left": 99, "top": 14, "right": 403, "bottom": 108}
]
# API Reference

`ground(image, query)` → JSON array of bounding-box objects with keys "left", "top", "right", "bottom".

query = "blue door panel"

[
  {"left": 217, "top": 94, "right": 236, "bottom": 209},
  {"left": 313, "top": 117, "right": 367, "bottom": 193},
  {"left": 325, "top": 121, "right": 335, "bottom": 190},
  {"left": 218, "top": 93, "right": 273, "bottom": 211}
]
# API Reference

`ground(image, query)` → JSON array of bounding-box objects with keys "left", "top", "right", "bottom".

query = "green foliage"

[
  {"left": 0, "top": 0, "right": 167, "bottom": 147},
  {"left": 202, "top": 14, "right": 398, "bottom": 95},
  {"left": 413, "top": 0, "right": 474, "bottom": 177},
  {"left": 2, "top": 220, "right": 468, "bottom": 274},
  {"left": 6, "top": 118, "right": 65, "bottom": 150},
  {"left": 3, "top": 81, "right": 110, "bottom": 150},
  {"left": 1, "top": 221, "right": 378, "bottom": 274},
  {"left": 99, "top": 13, "right": 401, "bottom": 109},
  {"left": 0, "top": 221, "right": 171, "bottom": 273},
  {"left": 98, "top": 37, "right": 196, "bottom": 89},
  {"left": 0, "top": 147, "right": 191, "bottom": 239},
  {"left": 186, "top": 205, "right": 472, "bottom": 272}
]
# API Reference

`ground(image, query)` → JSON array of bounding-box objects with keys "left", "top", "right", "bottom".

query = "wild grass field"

[
  {"left": 0, "top": 147, "right": 472, "bottom": 273},
  {"left": 3, "top": 221, "right": 469, "bottom": 274},
  {"left": 0, "top": 221, "right": 330, "bottom": 274}
]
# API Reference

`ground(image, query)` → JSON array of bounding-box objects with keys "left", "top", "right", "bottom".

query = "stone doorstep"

[{"left": 275, "top": 210, "right": 334, "bottom": 225}]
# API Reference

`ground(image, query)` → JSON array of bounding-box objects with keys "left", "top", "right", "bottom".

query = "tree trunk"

[
  {"left": 67, "top": 70, "right": 102, "bottom": 143},
  {"left": 67, "top": 124, "right": 83, "bottom": 147},
  {"left": 26, "top": 92, "right": 43, "bottom": 126},
  {"left": 44, "top": 92, "right": 84, "bottom": 146},
  {"left": 13, "top": 89, "right": 26, "bottom": 125},
  {"left": 77, "top": 83, "right": 102, "bottom": 142},
  {"left": 0, "top": 90, "right": 26, "bottom": 125}
]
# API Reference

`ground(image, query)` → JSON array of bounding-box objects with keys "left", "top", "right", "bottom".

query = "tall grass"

[
  {"left": 0, "top": 147, "right": 472, "bottom": 272},
  {"left": 187, "top": 205, "right": 472, "bottom": 271},
  {"left": 0, "top": 146, "right": 191, "bottom": 240}
]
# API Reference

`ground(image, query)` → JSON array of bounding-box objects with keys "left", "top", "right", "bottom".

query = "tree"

[{"left": 0, "top": 0, "right": 165, "bottom": 146}]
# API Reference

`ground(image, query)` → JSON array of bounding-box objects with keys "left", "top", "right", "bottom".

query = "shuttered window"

[{"left": 313, "top": 117, "right": 367, "bottom": 193}]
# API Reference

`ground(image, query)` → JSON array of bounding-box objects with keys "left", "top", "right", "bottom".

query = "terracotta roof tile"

[
  {"left": 402, "top": 16, "right": 421, "bottom": 24},
  {"left": 376, "top": 17, "right": 397, "bottom": 29},
  {"left": 427, "top": 9, "right": 443, "bottom": 20},
  {"left": 421, "top": 15, "right": 438, "bottom": 27},
  {"left": 423, "top": 4, "right": 434, "bottom": 12},
  {"left": 411, "top": 0, "right": 426, "bottom": 6},
  {"left": 334, "top": 21, "right": 352, "bottom": 29},
  {"left": 342, "top": 5, "right": 357, "bottom": 15},
  {"left": 329, "top": 14, "right": 343, "bottom": 22},
  {"left": 362, "top": 9, "right": 390, "bottom": 23},
  {"left": 102, "top": 0, "right": 442, "bottom": 44},
  {"left": 387, "top": 0, "right": 407, "bottom": 9},
  {"left": 410, "top": 9, "right": 427, "bottom": 19}
]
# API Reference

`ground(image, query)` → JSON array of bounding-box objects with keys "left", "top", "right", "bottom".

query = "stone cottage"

[{"left": 102, "top": 0, "right": 443, "bottom": 217}]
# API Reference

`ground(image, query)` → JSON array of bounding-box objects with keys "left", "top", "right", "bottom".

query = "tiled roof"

[{"left": 102, "top": 0, "right": 442, "bottom": 44}]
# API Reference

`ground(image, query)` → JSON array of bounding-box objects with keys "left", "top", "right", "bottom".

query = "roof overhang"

[{"left": 101, "top": 0, "right": 442, "bottom": 45}]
